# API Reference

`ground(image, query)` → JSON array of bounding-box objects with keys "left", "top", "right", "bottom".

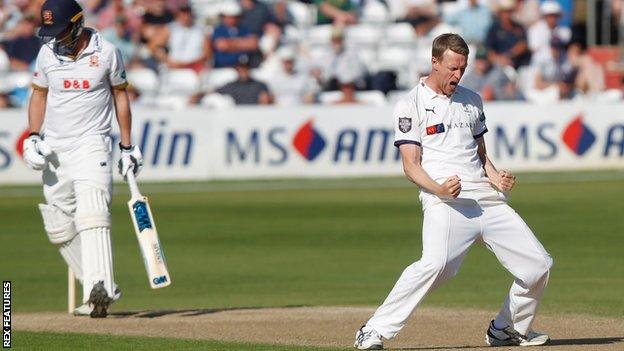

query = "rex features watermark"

[{"left": 3, "top": 281, "right": 10, "bottom": 349}]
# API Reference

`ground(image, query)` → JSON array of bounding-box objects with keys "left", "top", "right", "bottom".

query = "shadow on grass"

[{"left": 109, "top": 305, "right": 309, "bottom": 319}]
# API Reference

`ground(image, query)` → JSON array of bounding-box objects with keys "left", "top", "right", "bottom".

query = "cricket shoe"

[
  {"left": 485, "top": 320, "right": 549, "bottom": 347},
  {"left": 82, "top": 282, "right": 117, "bottom": 318},
  {"left": 354, "top": 325, "right": 383, "bottom": 350},
  {"left": 74, "top": 286, "right": 122, "bottom": 317}
]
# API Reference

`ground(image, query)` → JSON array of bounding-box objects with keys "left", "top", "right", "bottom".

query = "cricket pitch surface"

[{"left": 14, "top": 306, "right": 624, "bottom": 350}]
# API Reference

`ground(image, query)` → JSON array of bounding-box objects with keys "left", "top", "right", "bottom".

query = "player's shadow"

[
  {"left": 109, "top": 305, "right": 310, "bottom": 319},
  {"left": 394, "top": 337, "right": 624, "bottom": 350},
  {"left": 548, "top": 336, "right": 624, "bottom": 346}
]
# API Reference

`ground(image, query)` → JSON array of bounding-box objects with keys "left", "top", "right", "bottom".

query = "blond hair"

[{"left": 432, "top": 33, "right": 469, "bottom": 61}]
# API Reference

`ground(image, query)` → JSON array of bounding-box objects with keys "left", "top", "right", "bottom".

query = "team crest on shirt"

[
  {"left": 43, "top": 10, "right": 53, "bottom": 25},
  {"left": 89, "top": 55, "right": 99, "bottom": 67},
  {"left": 398, "top": 117, "right": 412, "bottom": 133}
]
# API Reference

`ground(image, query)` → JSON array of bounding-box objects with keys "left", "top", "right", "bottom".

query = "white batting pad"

[
  {"left": 59, "top": 236, "right": 83, "bottom": 282},
  {"left": 81, "top": 227, "right": 115, "bottom": 302},
  {"left": 74, "top": 189, "right": 111, "bottom": 233}
]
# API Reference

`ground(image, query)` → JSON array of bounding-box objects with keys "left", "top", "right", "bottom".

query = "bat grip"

[{"left": 126, "top": 171, "right": 142, "bottom": 198}]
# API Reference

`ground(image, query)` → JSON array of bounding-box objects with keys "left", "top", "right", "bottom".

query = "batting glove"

[
  {"left": 22, "top": 133, "right": 52, "bottom": 171},
  {"left": 118, "top": 143, "right": 143, "bottom": 177}
]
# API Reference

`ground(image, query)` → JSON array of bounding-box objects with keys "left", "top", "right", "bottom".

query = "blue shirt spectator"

[
  {"left": 2, "top": 16, "right": 40, "bottom": 71},
  {"left": 212, "top": 24, "right": 254, "bottom": 68},
  {"left": 485, "top": 0, "right": 531, "bottom": 69},
  {"left": 212, "top": 2, "right": 259, "bottom": 68},
  {"left": 445, "top": 0, "right": 493, "bottom": 45}
]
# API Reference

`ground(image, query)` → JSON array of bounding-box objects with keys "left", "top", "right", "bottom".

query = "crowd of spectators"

[{"left": 0, "top": 0, "right": 622, "bottom": 108}]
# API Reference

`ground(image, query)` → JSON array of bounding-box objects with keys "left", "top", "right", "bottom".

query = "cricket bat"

[{"left": 126, "top": 171, "right": 171, "bottom": 289}]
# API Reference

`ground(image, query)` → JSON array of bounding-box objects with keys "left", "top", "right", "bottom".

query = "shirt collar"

[
  {"left": 419, "top": 77, "right": 451, "bottom": 101},
  {"left": 55, "top": 28, "right": 102, "bottom": 62},
  {"left": 80, "top": 29, "right": 102, "bottom": 57}
]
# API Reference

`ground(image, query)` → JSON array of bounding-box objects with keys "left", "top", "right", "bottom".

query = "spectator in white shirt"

[
  {"left": 268, "top": 47, "right": 319, "bottom": 105},
  {"left": 152, "top": 5, "right": 210, "bottom": 73},
  {"left": 527, "top": 1, "right": 571, "bottom": 64},
  {"left": 316, "top": 27, "right": 366, "bottom": 91}
]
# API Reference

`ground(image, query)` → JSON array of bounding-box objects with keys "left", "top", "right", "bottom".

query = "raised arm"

[
  {"left": 399, "top": 143, "right": 461, "bottom": 198},
  {"left": 476, "top": 137, "right": 516, "bottom": 191}
]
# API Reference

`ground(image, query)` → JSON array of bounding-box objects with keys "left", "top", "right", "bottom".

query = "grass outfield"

[
  {"left": 14, "top": 331, "right": 342, "bottom": 351},
  {"left": 2, "top": 171, "right": 623, "bottom": 349}
]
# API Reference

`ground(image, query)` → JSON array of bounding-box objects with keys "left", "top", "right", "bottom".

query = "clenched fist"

[
  {"left": 437, "top": 175, "right": 462, "bottom": 198},
  {"left": 497, "top": 170, "right": 516, "bottom": 191}
]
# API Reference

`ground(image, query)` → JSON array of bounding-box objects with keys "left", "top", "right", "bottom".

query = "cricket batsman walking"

[
  {"left": 24, "top": 0, "right": 143, "bottom": 317},
  {"left": 354, "top": 34, "right": 553, "bottom": 349}
]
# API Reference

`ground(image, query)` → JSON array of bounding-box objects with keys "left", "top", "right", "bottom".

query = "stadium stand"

[{"left": 0, "top": 0, "right": 621, "bottom": 108}]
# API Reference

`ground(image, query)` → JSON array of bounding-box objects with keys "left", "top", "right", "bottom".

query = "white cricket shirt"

[
  {"left": 32, "top": 29, "right": 128, "bottom": 147},
  {"left": 394, "top": 77, "right": 498, "bottom": 202}
]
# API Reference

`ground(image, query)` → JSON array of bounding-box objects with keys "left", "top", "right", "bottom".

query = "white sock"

[
  {"left": 58, "top": 235, "right": 83, "bottom": 282},
  {"left": 81, "top": 227, "right": 115, "bottom": 302}
]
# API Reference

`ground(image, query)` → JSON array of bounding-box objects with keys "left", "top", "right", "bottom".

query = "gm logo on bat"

[{"left": 153, "top": 275, "right": 168, "bottom": 285}]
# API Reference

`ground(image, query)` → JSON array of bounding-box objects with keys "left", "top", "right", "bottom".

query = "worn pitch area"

[{"left": 14, "top": 306, "right": 624, "bottom": 350}]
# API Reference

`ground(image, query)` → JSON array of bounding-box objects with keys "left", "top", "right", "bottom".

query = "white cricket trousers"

[
  {"left": 42, "top": 135, "right": 116, "bottom": 302},
  {"left": 367, "top": 197, "right": 553, "bottom": 339}
]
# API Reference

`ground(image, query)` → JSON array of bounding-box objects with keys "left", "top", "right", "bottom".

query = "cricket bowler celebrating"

[
  {"left": 24, "top": 0, "right": 143, "bottom": 317},
  {"left": 354, "top": 34, "right": 553, "bottom": 349}
]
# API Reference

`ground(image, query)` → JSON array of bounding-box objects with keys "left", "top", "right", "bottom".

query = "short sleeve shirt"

[
  {"left": 217, "top": 79, "right": 269, "bottom": 104},
  {"left": 393, "top": 78, "right": 489, "bottom": 190},
  {"left": 31, "top": 29, "right": 127, "bottom": 147}
]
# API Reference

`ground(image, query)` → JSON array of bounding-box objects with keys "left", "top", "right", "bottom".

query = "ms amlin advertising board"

[{"left": 0, "top": 102, "right": 623, "bottom": 184}]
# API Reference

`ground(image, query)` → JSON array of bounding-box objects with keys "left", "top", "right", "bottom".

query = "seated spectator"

[
  {"left": 316, "top": 27, "right": 366, "bottom": 91},
  {"left": 240, "top": 0, "right": 282, "bottom": 54},
  {"left": 138, "top": 0, "right": 176, "bottom": 71},
  {"left": 402, "top": 0, "right": 440, "bottom": 36},
  {"left": 216, "top": 54, "right": 273, "bottom": 105},
  {"left": 485, "top": 0, "right": 531, "bottom": 69},
  {"left": 141, "top": 0, "right": 174, "bottom": 44},
  {"left": 316, "top": 0, "right": 357, "bottom": 25},
  {"left": 1, "top": 15, "right": 40, "bottom": 71},
  {"left": 0, "top": 0, "right": 39, "bottom": 41},
  {"left": 270, "top": 0, "right": 295, "bottom": 29},
  {"left": 461, "top": 47, "right": 523, "bottom": 100},
  {"left": 102, "top": 15, "right": 138, "bottom": 65},
  {"left": 212, "top": 2, "right": 260, "bottom": 68},
  {"left": 513, "top": 0, "right": 541, "bottom": 28},
  {"left": 532, "top": 37, "right": 576, "bottom": 100},
  {"left": 152, "top": 5, "right": 210, "bottom": 72},
  {"left": 445, "top": 0, "right": 492, "bottom": 45},
  {"left": 96, "top": 0, "right": 141, "bottom": 33},
  {"left": 334, "top": 70, "right": 361, "bottom": 104},
  {"left": 566, "top": 41, "right": 607, "bottom": 97},
  {"left": 268, "top": 47, "right": 319, "bottom": 105},
  {"left": 528, "top": 1, "right": 571, "bottom": 63}
]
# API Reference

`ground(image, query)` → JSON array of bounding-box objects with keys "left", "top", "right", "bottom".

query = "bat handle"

[{"left": 126, "top": 171, "right": 142, "bottom": 198}]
